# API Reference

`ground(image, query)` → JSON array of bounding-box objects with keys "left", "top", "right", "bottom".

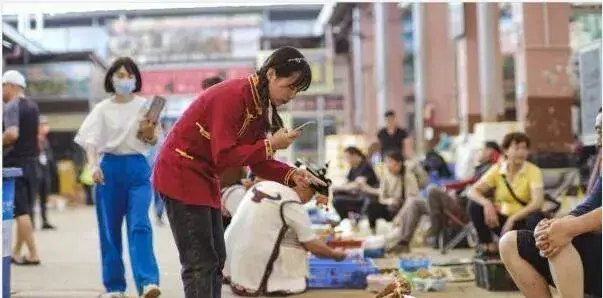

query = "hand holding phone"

[
  {"left": 293, "top": 121, "right": 316, "bottom": 132},
  {"left": 146, "top": 96, "right": 166, "bottom": 123}
]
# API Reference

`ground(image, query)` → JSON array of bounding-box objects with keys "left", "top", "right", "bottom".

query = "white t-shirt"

[{"left": 74, "top": 95, "right": 154, "bottom": 155}]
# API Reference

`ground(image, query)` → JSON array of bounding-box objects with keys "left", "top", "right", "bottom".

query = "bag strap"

[
  {"left": 501, "top": 174, "right": 528, "bottom": 206},
  {"left": 254, "top": 200, "right": 300, "bottom": 296}
]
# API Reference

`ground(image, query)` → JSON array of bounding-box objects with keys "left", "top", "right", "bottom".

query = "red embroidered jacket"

[{"left": 152, "top": 75, "right": 296, "bottom": 208}]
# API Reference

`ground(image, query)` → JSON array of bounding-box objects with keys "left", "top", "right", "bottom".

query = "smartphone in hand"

[
  {"left": 293, "top": 121, "right": 316, "bottom": 132},
  {"left": 146, "top": 96, "right": 166, "bottom": 123}
]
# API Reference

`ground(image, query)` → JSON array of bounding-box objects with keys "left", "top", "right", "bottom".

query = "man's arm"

[
  {"left": 3, "top": 101, "right": 20, "bottom": 146},
  {"left": 303, "top": 239, "right": 346, "bottom": 261},
  {"left": 283, "top": 203, "right": 346, "bottom": 260},
  {"left": 3, "top": 127, "right": 19, "bottom": 146},
  {"left": 567, "top": 207, "right": 602, "bottom": 236},
  {"left": 569, "top": 178, "right": 601, "bottom": 217}
]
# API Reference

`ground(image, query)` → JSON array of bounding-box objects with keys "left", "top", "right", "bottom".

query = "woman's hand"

[
  {"left": 291, "top": 169, "right": 327, "bottom": 188},
  {"left": 501, "top": 216, "right": 517, "bottom": 235},
  {"left": 269, "top": 128, "right": 299, "bottom": 150},
  {"left": 138, "top": 117, "right": 157, "bottom": 140},
  {"left": 91, "top": 165, "right": 104, "bottom": 185},
  {"left": 483, "top": 201, "right": 500, "bottom": 229}
]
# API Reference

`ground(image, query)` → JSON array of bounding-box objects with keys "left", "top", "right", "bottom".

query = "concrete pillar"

[
  {"left": 360, "top": 4, "right": 378, "bottom": 138},
  {"left": 477, "top": 3, "right": 505, "bottom": 122},
  {"left": 413, "top": 3, "right": 426, "bottom": 154},
  {"left": 386, "top": 7, "right": 405, "bottom": 127},
  {"left": 374, "top": 2, "right": 388, "bottom": 129},
  {"left": 513, "top": 3, "right": 574, "bottom": 153},
  {"left": 422, "top": 3, "right": 456, "bottom": 145},
  {"left": 455, "top": 3, "right": 482, "bottom": 134},
  {"left": 358, "top": 3, "right": 405, "bottom": 140},
  {"left": 352, "top": 5, "right": 364, "bottom": 132}
]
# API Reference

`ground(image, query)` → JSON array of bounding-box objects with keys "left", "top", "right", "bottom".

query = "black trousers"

[
  {"left": 468, "top": 201, "right": 544, "bottom": 244},
  {"left": 36, "top": 162, "right": 51, "bottom": 225},
  {"left": 332, "top": 193, "right": 372, "bottom": 220},
  {"left": 163, "top": 195, "right": 226, "bottom": 298},
  {"left": 366, "top": 201, "right": 394, "bottom": 231}
]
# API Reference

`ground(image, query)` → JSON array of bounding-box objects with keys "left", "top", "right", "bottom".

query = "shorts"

[
  {"left": 7, "top": 158, "right": 38, "bottom": 218},
  {"left": 517, "top": 229, "right": 602, "bottom": 297}
]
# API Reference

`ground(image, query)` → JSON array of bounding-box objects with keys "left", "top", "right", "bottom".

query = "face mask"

[{"left": 113, "top": 78, "right": 136, "bottom": 95}]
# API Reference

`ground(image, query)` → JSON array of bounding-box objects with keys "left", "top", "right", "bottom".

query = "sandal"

[{"left": 12, "top": 256, "right": 41, "bottom": 266}]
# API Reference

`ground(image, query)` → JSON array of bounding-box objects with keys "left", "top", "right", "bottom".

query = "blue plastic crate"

[
  {"left": 400, "top": 257, "right": 430, "bottom": 272},
  {"left": 308, "top": 257, "right": 378, "bottom": 289},
  {"left": 3, "top": 168, "right": 22, "bottom": 298},
  {"left": 364, "top": 248, "right": 385, "bottom": 259}
]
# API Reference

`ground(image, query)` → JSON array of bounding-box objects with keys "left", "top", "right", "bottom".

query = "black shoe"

[
  {"left": 42, "top": 223, "right": 56, "bottom": 230},
  {"left": 425, "top": 235, "right": 439, "bottom": 249}
]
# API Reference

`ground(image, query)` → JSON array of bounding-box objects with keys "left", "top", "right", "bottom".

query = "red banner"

[{"left": 141, "top": 67, "right": 254, "bottom": 95}]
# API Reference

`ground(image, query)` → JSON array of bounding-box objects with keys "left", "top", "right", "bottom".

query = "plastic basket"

[
  {"left": 474, "top": 258, "right": 518, "bottom": 291},
  {"left": 364, "top": 248, "right": 385, "bottom": 258},
  {"left": 3, "top": 168, "right": 22, "bottom": 298},
  {"left": 308, "top": 257, "right": 378, "bottom": 289},
  {"left": 400, "top": 257, "right": 430, "bottom": 272}
]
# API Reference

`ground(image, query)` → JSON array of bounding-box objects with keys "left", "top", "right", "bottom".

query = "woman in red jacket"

[{"left": 152, "top": 46, "right": 324, "bottom": 298}]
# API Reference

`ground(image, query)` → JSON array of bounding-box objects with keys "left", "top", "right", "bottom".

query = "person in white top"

[
  {"left": 74, "top": 57, "right": 161, "bottom": 298},
  {"left": 223, "top": 163, "right": 347, "bottom": 296}
]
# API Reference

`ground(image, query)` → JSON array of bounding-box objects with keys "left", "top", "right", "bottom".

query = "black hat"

[
  {"left": 485, "top": 141, "right": 501, "bottom": 153},
  {"left": 294, "top": 160, "right": 332, "bottom": 196}
]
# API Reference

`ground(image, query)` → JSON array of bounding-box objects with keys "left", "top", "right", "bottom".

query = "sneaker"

[
  {"left": 99, "top": 292, "right": 125, "bottom": 298},
  {"left": 142, "top": 284, "right": 161, "bottom": 298}
]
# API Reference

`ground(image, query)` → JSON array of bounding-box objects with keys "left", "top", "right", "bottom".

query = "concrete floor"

[{"left": 9, "top": 206, "right": 531, "bottom": 298}]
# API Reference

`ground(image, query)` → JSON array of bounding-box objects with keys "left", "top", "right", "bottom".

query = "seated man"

[
  {"left": 499, "top": 109, "right": 602, "bottom": 298},
  {"left": 500, "top": 178, "right": 601, "bottom": 298},
  {"left": 223, "top": 164, "right": 347, "bottom": 296},
  {"left": 426, "top": 141, "right": 501, "bottom": 242},
  {"left": 332, "top": 146, "right": 379, "bottom": 220},
  {"left": 467, "top": 132, "right": 545, "bottom": 258}
]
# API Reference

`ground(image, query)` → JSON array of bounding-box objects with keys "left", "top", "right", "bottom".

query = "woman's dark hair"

[
  {"left": 201, "top": 76, "right": 224, "bottom": 90},
  {"left": 344, "top": 146, "right": 366, "bottom": 160},
  {"left": 104, "top": 57, "right": 142, "bottom": 93},
  {"left": 385, "top": 150, "right": 406, "bottom": 203},
  {"left": 501, "top": 132, "right": 531, "bottom": 150},
  {"left": 256, "top": 46, "right": 312, "bottom": 133}
]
